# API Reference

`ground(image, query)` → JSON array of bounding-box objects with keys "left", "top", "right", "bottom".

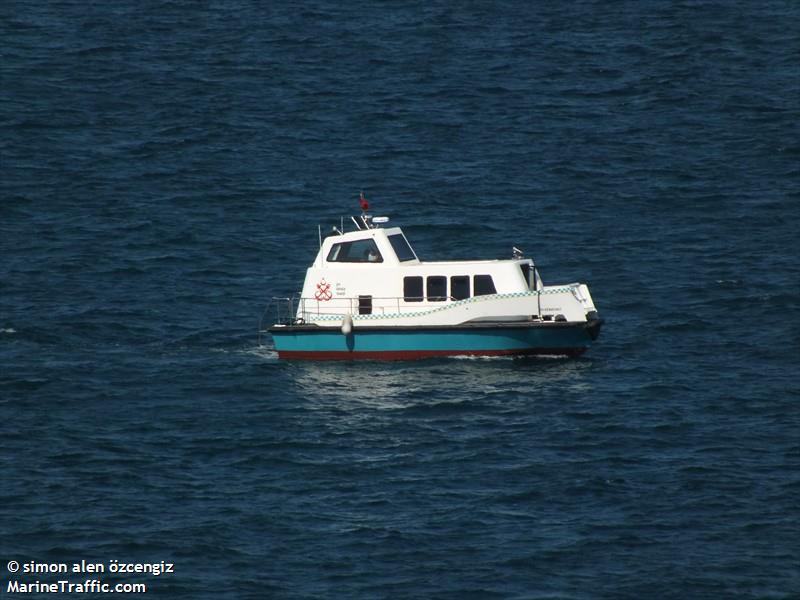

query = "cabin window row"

[{"left": 403, "top": 275, "right": 496, "bottom": 302}]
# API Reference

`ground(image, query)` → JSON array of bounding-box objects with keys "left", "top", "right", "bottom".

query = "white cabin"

[{"left": 293, "top": 216, "right": 597, "bottom": 328}]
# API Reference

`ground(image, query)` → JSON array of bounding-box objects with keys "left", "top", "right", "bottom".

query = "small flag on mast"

[{"left": 359, "top": 191, "right": 370, "bottom": 212}]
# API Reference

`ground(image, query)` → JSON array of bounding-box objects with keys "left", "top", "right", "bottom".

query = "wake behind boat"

[{"left": 263, "top": 194, "right": 602, "bottom": 360}]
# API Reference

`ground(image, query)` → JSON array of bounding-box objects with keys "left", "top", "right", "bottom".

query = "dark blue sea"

[{"left": 2, "top": 1, "right": 799, "bottom": 598}]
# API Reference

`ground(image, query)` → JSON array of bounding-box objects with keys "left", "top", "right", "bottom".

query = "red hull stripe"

[{"left": 278, "top": 347, "right": 586, "bottom": 361}]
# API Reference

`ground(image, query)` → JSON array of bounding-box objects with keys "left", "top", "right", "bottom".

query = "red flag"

[{"left": 359, "top": 191, "right": 370, "bottom": 211}]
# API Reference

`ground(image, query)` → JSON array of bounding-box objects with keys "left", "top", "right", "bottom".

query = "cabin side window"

[
  {"left": 426, "top": 276, "right": 447, "bottom": 302},
  {"left": 327, "top": 239, "right": 383, "bottom": 263},
  {"left": 450, "top": 276, "right": 470, "bottom": 300},
  {"left": 403, "top": 276, "right": 423, "bottom": 302},
  {"left": 388, "top": 234, "right": 417, "bottom": 262},
  {"left": 473, "top": 274, "right": 497, "bottom": 296}
]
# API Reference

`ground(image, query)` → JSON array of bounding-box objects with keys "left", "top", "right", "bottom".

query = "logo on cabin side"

[{"left": 314, "top": 279, "right": 333, "bottom": 301}]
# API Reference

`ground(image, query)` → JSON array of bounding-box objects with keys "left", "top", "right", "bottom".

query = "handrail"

[
  {"left": 260, "top": 286, "right": 576, "bottom": 336},
  {"left": 292, "top": 289, "right": 562, "bottom": 323},
  {"left": 258, "top": 297, "right": 295, "bottom": 345}
]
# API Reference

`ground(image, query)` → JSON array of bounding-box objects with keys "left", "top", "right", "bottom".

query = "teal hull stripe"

[{"left": 271, "top": 325, "right": 592, "bottom": 354}]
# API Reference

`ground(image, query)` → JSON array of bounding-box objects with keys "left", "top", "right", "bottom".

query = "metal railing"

[
  {"left": 291, "top": 292, "right": 547, "bottom": 323},
  {"left": 295, "top": 295, "right": 470, "bottom": 322},
  {"left": 298, "top": 296, "right": 401, "bottom": 318},
  {"left": 258, "top": 297, "right": 295, "bottom": 345}
]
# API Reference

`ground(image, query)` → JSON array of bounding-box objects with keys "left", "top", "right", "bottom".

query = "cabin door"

[{"left": 358, "top": 295, "right": 372, "bottom": 315}]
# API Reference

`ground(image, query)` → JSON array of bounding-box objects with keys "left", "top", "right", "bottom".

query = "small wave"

[
  {"left": 450, "top": 353, "right": 571, "bottom": 361},
  {"left": 239, "top": 345, "right": 279, "bottom": 361},
  {"left": 0, "top": 328, "right": 16, "bottom": 334},
  {"left": 450, "top": 354, "right": 515, "bottom": 361}
]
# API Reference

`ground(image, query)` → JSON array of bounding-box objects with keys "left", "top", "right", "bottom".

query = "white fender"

[{"left": 340, "top": 313, "right": 353, "bottom": 335}]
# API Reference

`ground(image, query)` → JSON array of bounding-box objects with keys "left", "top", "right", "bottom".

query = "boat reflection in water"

[{"left": 290, "top": 356, "right": 595, "bottom": 414}]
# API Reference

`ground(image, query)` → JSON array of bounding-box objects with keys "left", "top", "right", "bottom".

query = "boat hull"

[{"left": 269, "top": 320, "right": 602, "bottom": 361}]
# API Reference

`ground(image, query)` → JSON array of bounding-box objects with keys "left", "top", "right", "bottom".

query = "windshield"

[
  {"left": 327, "top": 239, "right": 383, "bottom": 263},
  {"left": 388, "top": 233, "right": 417, "bottom": 261}
]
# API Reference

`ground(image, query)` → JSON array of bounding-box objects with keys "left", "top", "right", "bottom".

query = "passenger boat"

[{"left": 264, "top": 195, "right": 602, "bottom": 360}]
